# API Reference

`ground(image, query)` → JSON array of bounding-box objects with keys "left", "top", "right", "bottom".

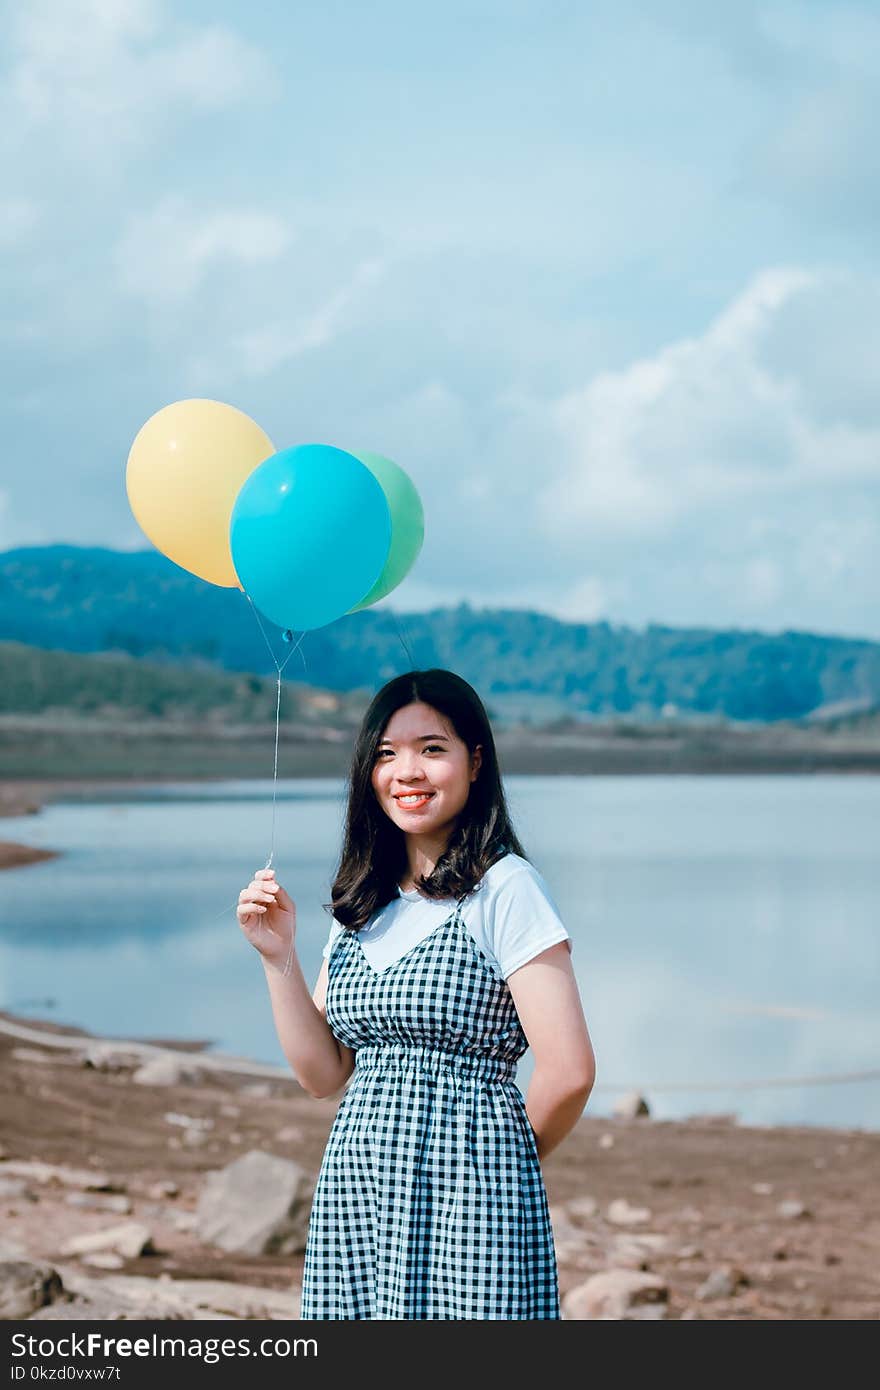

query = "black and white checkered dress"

[{"left": 299, "top": 892, "right": 561, "bottom": 1319}]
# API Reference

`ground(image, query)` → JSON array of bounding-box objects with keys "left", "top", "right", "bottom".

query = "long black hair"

[{"left": 325, "top": 668, "right": 529, "bottom": 932}]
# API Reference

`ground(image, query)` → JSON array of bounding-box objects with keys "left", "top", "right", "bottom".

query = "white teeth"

[{"left": 398, "top": 793, "right": 432, "bottom": 804}]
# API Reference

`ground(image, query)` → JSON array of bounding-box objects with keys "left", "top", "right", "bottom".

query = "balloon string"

[
  {"left": 207, "top": 592, "right": 306, "bottom": 929},
  {"left": 243, "top": 591, "right": 306, "bottom": 870},
  {"left": 211, "top": 602, "right": 410, "bottom": 938},
  {"left": 391, "top": 609, "right": 416, "bottom": 669}
]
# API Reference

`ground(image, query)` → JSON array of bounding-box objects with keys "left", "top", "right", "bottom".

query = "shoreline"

[
  {"left": 1, "top": 1007, "right": 878, "bottom": 1319},
  {"left": 0, "top": 776, "right": 237, "bottom": 871}
]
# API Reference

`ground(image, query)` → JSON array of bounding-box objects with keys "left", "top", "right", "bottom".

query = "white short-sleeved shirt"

[{"left": 321, "top": 851, "right": 571, "bottom": 982}]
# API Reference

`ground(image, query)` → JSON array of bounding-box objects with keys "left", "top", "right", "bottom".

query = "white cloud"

[
  {"left": 195, "top": 256, "right": 388, "bottom": 380},
  {"left": 535, "top": 267, "right": 880, "bottom": 540},
  {"left": 530, "top": 575, "right": 618, "bottom": 625},
  {"left": 116, "top": 197, "right": 290, "bottom": 302},
  {"left": 2, "top": 0, "right": 275, "bottom": 160}
]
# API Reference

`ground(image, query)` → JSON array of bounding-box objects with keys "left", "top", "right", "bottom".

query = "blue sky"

[{"left": 2, "top": 0, "right": 879, "bottom": 638}]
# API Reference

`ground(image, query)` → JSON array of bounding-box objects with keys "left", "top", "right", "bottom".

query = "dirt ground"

[{"left": 0, "top": 1010, "right": 878, "bottom": 1321}]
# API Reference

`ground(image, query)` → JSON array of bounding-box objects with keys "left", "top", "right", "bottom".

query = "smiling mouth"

[{"left": 394, "top": 792, "right": 436, "bottom": 806}]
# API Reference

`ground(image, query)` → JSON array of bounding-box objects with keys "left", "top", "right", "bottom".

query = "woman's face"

[{"left": 371, "top": 701, "right": 482, "bottom": 836}]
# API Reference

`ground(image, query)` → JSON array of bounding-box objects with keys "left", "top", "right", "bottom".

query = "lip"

[{"left": 393, "top": 792, "right": 435, "bottom": 804}]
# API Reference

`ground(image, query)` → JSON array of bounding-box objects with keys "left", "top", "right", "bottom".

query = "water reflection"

[{"left": 0, "top": 775, "right": 877, "bottom": 1129}]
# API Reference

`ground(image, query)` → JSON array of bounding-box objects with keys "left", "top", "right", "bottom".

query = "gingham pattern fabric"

[{"left": 299, "top": 893, "right": 560, "bottom": 1319}]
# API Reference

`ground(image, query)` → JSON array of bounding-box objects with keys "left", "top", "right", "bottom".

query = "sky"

[{"left": 2, "top": 0, "right": 879, "bottom": 640}]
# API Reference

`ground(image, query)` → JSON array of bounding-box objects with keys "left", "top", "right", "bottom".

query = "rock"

[
  {"left": 548, "top": 1205, "right": 596, "bottom": 1267},
  {"left": 147, "top": 1181, "right": 180, "bottom": 1201},
  {"left": 696, "top": 1265, "right": 749, "bottom": 1300},
  {"left": 65, "top": 1193, "right": 133, "bottom": 1215},
  {"left": 196, "top": 1150, "right": 314, "bottom": 1256},
  {"left": 676, "top": 1244, "right": 702, "bottom": 1259},
  {"left": 0, "top": 1260, "right": 65, "bottom": 1319},
  {"left": 82, "top": 1045, "right": 141, "bottom": 1072},
  {"left": 81, "top": 1253, "right": 125, "bottom": 1271},
  {"left": 566, "top": 1195, "right": 599, "bottom": 1220},
  {"left": 751, "top": 1182, "right": 774, "bottom": 1195},
  {"left": 612, "top": 1091, "right": 650, "bottom": 1119},
  {"left": 606, "top": 1198, "right": 652, "bottom": 1226},
  {"left": 0, "top": 1161, "right": 121, "bottom": 1193},
  {"left": 163, "top": 1117, "right": 210, "bottom": 1148},
  {"left": 607, "top": 1232, "right": 670, "bottom": 1268},
  {"left": 277, "top": 1125, "right": 305, "bottom": 1144},
  {"left": 0, "top": 1176, "right": 35, "bottom": 1200},
  {"left": 27, "top": 1294, "right": 147, "bottom": 1321},
  {"left": 777, "top": 1199, "right": 811, "bottom": 1220},
  {"left": 59, "top": 1223, "right": 155, "bottom": 1260},
  {"left": 172, "top": 1212, "right": 197, "bottom": 1233},
  {"left": 563, "top": 1268, "right": 668, "bottom": 1320},
  {"left": 0, "top": 1239, "right": 29, "bottom": 1259},
  {"left": 241, "top": 1082, "right": 272, "bottom": 1099},
  {"left": 133, "top": 1056, "right": 202, "bottom": 1087},
  {"left": 50, "top": 1267, "right": 301, "bottom": 1321},
  {"left": 182, "top": 1129, "right": 209, "bottom": 1148},
  {"left": 11, "top": 1047, "right": 57, "bottom": 1065},
  {"left": 164, "top": 1112, "right": 214, "bottom": 1132},
  {"left": 598, "top": 1133, "right": 615, "bottom": 1149},
  {"left": 220, "top": 1104, "right": 241, "bottom": 1119}
]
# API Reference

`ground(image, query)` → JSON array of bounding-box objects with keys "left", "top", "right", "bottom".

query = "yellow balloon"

[{"left": 126, "top": 399, "right": 275, "bottom": 587}]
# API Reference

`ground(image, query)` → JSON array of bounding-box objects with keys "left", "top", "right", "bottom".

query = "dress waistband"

[{"left": 354, "top": 1041, "right": 517, "bottom": 1084}]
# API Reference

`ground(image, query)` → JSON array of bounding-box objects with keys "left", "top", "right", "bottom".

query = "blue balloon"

[{"left": 230, "top": 443, "right": 392, "bottom": 631}]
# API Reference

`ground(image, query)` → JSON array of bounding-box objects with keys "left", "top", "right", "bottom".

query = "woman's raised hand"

[{"left": 237, "top": 867, "right": 297, "bottom": 974}]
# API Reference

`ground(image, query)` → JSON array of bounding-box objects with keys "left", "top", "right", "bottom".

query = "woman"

[{"left": 237, "top": 668, "right": 595, "bottom": 1319}]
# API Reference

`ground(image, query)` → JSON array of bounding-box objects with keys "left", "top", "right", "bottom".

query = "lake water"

[{"left": 0, "top": 775, "right": 877, "bottom": 1131}]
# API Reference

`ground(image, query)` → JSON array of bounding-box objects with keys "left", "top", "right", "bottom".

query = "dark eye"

[{"left": 376, "top": 744, "right": 444, "bottom": 757}]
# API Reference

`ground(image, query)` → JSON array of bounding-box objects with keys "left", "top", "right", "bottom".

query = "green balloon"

[{"left": 346, "top": 451, "right": 424, "bottom": 612}]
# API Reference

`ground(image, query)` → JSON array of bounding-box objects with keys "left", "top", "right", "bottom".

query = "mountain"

[{"left": 2, "top": 544, "right": 879, "bottom": 725}]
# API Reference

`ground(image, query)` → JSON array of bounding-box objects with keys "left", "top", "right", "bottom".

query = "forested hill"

[{"left": 1, "top": 545, "right": 878, "bottom": 726}]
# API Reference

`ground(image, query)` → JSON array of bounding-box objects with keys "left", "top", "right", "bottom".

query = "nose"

[
  {"left": 393, "top": 756, "right": 428, "bottom": 783},
  {"left": 398, "top": 766, "right": 426, "bottom": 782}
]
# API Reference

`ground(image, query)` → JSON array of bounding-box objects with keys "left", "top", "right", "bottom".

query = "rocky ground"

[{"left": 0, "top": 1010, "right": 878, "bottom": 1321}]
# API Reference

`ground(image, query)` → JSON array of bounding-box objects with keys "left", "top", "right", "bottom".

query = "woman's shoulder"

[{"left": 477, "top": 851, "right": 543, "bottom": 893}]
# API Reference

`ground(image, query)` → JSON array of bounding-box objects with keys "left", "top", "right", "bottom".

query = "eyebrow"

[{"left": 378, "top": 734, "right": 451, "bottom": 746}]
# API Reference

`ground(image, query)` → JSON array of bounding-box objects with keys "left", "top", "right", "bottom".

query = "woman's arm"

[
  {"left": 507, "top": 941, "right": 595, "bottom": 1161},
  {"left": 263, "top": 952, "right": 355, "bottom": 1100},
  {"left": 239, "top": 869, "right": 354, "bottom": 1100}
]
